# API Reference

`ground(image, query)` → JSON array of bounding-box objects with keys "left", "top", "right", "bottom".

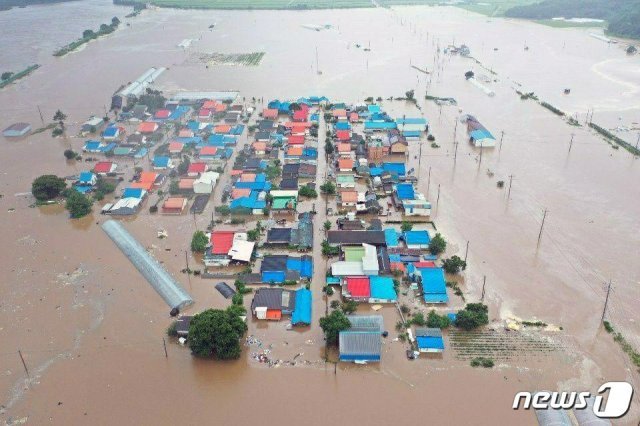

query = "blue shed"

[
  {"left": 419, "top": 267, "right": 448, "bottom": 303},
  {"left": 369, "top": 276, "right": 397, "bottom": 302},
  {"left": 404, "top": 230, "right": 431, "bottom": 248},
  {"left": 384, "top": 228, "right": 399, "bottom": 248},
  {"left": 395, "top": 183, "right": 415, "bottom": 200},
  {"left": 382, "top": 162, "right": 405, "bottom": 177},
  {"left": 262, "top": 271, "right": 286, "bottom": 284},
  {"left": 291, "top": 288, "right": 312, "bottom": 325},
  {"left": 335, "top": 122, "right": 351, "bottom": 131},
  {"left": 153, "top": 156, "right": 171, "bottom": 169},
  {"left": 415, "top": 328, "right": 444, "bottom": 353}
]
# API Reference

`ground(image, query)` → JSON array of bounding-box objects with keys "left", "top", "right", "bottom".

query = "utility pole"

[
  {"left": 499, "top": 131, "right": 505, "bottom": 154},
  {"left": 426, "top": 166, "right": 432, "bottom": 195},
  {"left": 507, "top": 174, "right": 514, "bottom": 199},
  {"left": 18, "top": 350, "right": 29, "bottom": 378},
  {"left": 36, "top": 105, "right": 44, "bottom": 125},
  {"left": 537, "top": 209, "right": 548, "bottom": 245},
  {"left": 464, "top": 240, "right": 469, "bottom": 262},
  {"left": 601, "top": 280, "right": 612, "bottom": 324},
  {"left": 569, "top": 133, "right": 575, "bottom": 153},
  {"left": 163, "top": 338, "right": 168, "bottom": 358},
  {"left": 479, "top": 143, "right": 483, "bottom": 163},
  {"left": 454, "top": 141, "right": 459, "bottom": 161},
  {"left": 481, "top": 276, "right": 486, "bottom": 302},
  {"left": 436, "top": 184, "right": 441, "bottom": 211}
]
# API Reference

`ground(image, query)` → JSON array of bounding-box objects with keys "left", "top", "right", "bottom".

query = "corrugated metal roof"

[
  {"left": 346, "top": 277, "right": 370, "bottom": 298},
  {"left": 291, "top": 288, "right": 312, "bottom": 325},
  {"left": 339, "top": 331, "right": 382, "bottom": 360},
  {"left": 347, "top": 315, "right": 383, "bottom": 331},
  {"left": 369, "top": 276, "right": 397, "bottom": 301}
]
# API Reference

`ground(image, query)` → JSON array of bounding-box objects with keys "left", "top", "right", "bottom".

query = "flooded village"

[{"left": 0, "top": 2, "right": 640, "bottom": 425}]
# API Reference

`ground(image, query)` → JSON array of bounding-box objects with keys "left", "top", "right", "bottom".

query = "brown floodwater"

[{"left": 0, "top": 3, "right": 639, "bottom": 424}]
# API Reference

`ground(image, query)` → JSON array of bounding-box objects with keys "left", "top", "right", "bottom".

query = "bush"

[
  {"left": 298, "top": 186, "right": 318, "bottom": 198},
  {"left": 319, "top": 310, "right": 351, "bottom": 345},
  {"left": 442, "top": 256, "right": 466, "bottom": 274},
  {"left": 426, "top": 310, "right": 451, "bottom": 329},
  {"left": 400, "top": 221, "right": 413, "bottom": 232},
  {"left": 410, "top": 312, "right": 426, "bottom": 326},
  {"left": 455, "top": 303, "right": 489, "bottom": 330},
  {"left": 191, "top": 230, "right": 208, "bottom": 253},
  {"left": 32, "top": 175, "right": 66, "bottom": 201},
  {"left": 64, "top": 149, "right": 78, "bottom": 160},
  {"left": 215, "top": 205, "right": 231, "bottom": 216},
  {"left": 341, "top": 300, "right": 358, "bottom": 314},
  {"left": 428, "top": 233, "right": 447, "bottom": 255},
  {"left": 52, "top": 127, "right": 63, "bottom": 137},
  {"left": 96, "top": 177, "right": 116, "bottom": 194},
  {"left": 247, "top": 229, "right": 260, "bottom": 242},
  {"left": 320, "top": 181, "right": 336, "bottom": 195},
  {"left": 330, "top": 300, "right": 340, "bottom": 309},
  {"left": 167, "top": 321, "right": 178, "bottom": 337},
  {"left": 470, "top": 357, "right": 494, "bottom": 368},
  {"left": 65, "top": 190, "right": 92, "bottom": 218},
  {"left": 231, "top": 293, "right": 243, "bottom": 306},
  {"left": 188, "top": 307, "right": 247, "bottom": 359}
]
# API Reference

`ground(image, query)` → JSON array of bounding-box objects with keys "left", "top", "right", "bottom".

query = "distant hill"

[
  {"left": 504, "top": 0, "right": 640, "bottom": 39},
  {"left": 0, "top": 0, "right": 78, "bottom": 11}
]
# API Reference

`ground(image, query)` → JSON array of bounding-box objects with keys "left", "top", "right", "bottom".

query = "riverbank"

[
  {"left": 0, "top": 64, "right": 39, "bottom": 89},
  {"left": 53, "top": 17, "right": 120, "bottom": 57}
]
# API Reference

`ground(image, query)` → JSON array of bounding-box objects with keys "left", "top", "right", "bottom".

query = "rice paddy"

[
  {"left": 188, "top": 52, "right": 266, "bottom": 67},
  {"left": 448, "top": 330, "right": 562, "bottom": 361}
]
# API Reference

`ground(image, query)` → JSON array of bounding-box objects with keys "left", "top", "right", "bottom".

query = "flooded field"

[{"left": 0, "top": 3, "right": 639, "bottom": 424}]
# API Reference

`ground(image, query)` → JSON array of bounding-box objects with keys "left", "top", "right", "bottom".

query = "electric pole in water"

[
  {"left": 436, "top": 184, "right": 441, "bottom": 211},
  {"left": 537, "top": 209, "right": 548, "bottom": 245},
  {"left": 601, "top": 280, "right": 612, "bottom": 324},
  {"left": 569, "top": 133, "right": 575, "bottom": 153},
  {"left": 464, "top": 240, "right": 469, "bottom": 262},
  {"left": 499, "top": 131, "right": 504, "bottom": 154},
  {"left": 507, "top": 174, "right": 514, "bottom": 199},
  {"left": 426, "top": 166, "right": 432, "bottom": 196},
  {"left": 36, "top": 106, "right": 44, "bottom": 125},
  {"left": 481, "top": 276, "right": 486, "bottom": 302}
]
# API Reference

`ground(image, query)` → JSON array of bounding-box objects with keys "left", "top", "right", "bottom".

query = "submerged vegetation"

[
  {"left": 0, "top": 65, "right": 40, "bottom": 89},
  {"left": 54, "top": 17, "right": 121, "bottom": 57}
]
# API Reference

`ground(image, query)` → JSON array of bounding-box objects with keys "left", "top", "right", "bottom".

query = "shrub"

[
  {"left": 191, "top": 230, "right": 208, "bottom": 253},
  {"left": 455, "top": 303, "right": 489, "bottom": 330},
  {"left": 65, "top": 190, "right": 92, "bottom": 218},
  {"left": 32, "top": 175, "right": 66, "bottom": 201},
  {"left": 428, "top": 233, "right": 447, "bottom": 255},
  {"left": 442, "top": 256, "right": 466, "bottom": 274}
]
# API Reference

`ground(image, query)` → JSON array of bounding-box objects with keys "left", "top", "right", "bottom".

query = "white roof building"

[{"left": 193, "top": 171, "right": 220, "bottom": 194}]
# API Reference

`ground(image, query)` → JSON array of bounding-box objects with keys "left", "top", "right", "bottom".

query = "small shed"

[{"left": 415, "top": 327, "right": 444, "bottom": 353}]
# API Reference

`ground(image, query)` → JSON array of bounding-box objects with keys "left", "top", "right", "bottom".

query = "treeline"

[
  {"left": 505, "top": 0, "right": 640, "bottom": 39},
  {"left": 53, "top": 16, "right": 121, "bottom": 57},
  {"left": 0, "top": 0, "right": 77, "bottom": 11}
]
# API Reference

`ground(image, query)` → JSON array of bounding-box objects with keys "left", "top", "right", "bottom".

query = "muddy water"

[{"left": 0, "top": 4, "right": 639, "bottom": 425}]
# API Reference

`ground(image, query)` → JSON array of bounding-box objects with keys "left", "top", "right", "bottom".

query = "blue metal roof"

[
  {"left": 134, "top": 148, "right": 148, "bottom": 159},
  {"left": 404, "top": 230, "right": 430, "bottom": 245},
  {"left": 402, "top": 131, "right": 421, "bottom": 138},
  {"left": 303, "top": 148, "right": 318, "bottom": 159},
  {"left": 368, "top": 105, "right": 381, "bottom": 113},
  {"left": 416, "top": 336, "right": 444, "bottom": 350},
  {"left": 369, "top": 167, "right": 383, "bottom": 177},
  {"left": 470, "top": 129, "right": 495, "bottom": 140},
  {"left": 230, "top": 196, "right": 266, "bottom": 210},
  {"left": 395, "top": 183, "right": 415, "bottom": 200},
  {"left": 268, "top": 100, "right": 280, "bottom": 109},
  {"left": 73, "top": 185, "right": 92, "bottom": 194},
  {"left": 169, "top": 106, "right": 190, "bottom": 120},
  {"left": 186, "top": 120, "right": 200, "bottom": 131},
  {"left": 286, "top": 257, "right": 313, "bottom": 279},
  {"left": 339, "top": 331, "right": 381, "bottom": 361},
  {"left": 234, "top": 181, "right": 271, "bottom": 191},
  {"left": 335, "top": 122, "right": 351, "bottom": 130},
  {"left": 396, "top": 117, "right": 428, "bottom": 125},
  {"left": 262, "top": 271, "right": 285, "bottom": 283},
  {"left": 291, "top": 288, "right": 312, "bottom": 325},
  {"left": 123, "top": 188, "right": 145, "bottom": 199},
  {"left": 83, "top": 140, "right": 101, "bottom": 151},
  {"left": 384, "top": 228, "right": 399, "bottom": 248},
  {"left": 78, "top": 172, "right": 95, "bottom": 184},
  {"left": 388, "top": 254, "right": 401, "bottom": 262},
  {"left": 369, "top": 276, "right": 397, "bottom": 301},
  {"left": 419, "top": 267, "right": 448, "bottom": 303},
  {"left": 382, "top": 162, "right": 406, "bottom": 177},
  {"left": 153, "top": 156, "right": 170, "bottom": 168},
  {"left": 102, "top": 126, "right": 118, "bottom": 137},
  {"left": 365, "top": 121, "right": 397, "bottom": 130},
  {"left": 176, "top": 137, "right": 202, "bottom": 145},
  {"left": 230, "top": 124, "right": 245, "bottom": 135}
]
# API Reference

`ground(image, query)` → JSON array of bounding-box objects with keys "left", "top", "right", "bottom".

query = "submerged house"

[
  {"left": 415, "top": 328, "right": 444, "bottom": 353},
  {"left": 417, "top": 266, "right": 448, "bottom": 304},
  {"left": 265, "top": 212, "right": 313, "bottom": 251},
  {"left": 339, "top": 315, "right": 383, "bottom": 363},
  {"left": 250, "top": 287, "right": 311, "bottom": 325},
  {"left": 204, "top": 231, "right": 254, "bottom": 267}
]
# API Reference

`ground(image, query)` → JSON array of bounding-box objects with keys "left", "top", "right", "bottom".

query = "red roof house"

[
  {"left": 94, "top": 161, "right": 116, "bottom": 174},
  {"left": 287, "top": 135, "right": 304, "bottom": 145},
  {"left": 336, "top": 130, "right": 351, "bottom": 141},
  {"left": 346, "top": 277, "right": 371, "bottom": 299},
  {"left": 263, "top": 109, "right": 278, "bottom": 119},
  {"left": 210, "top": 231, "right": 235, "bottom": 255},
  {"left": 187, "top": 162, "right": 207, "bottom": 176},
  {"left": 198, "top": 108, "right": 212, "bottom": 118},
  {"left": 154, "top": 109, "right": 171, "bottom": 119},
  {"left": 168, "top": 141, "right": 184, "bottom": 154},
  {"left": 292, "top": 110, "right": 308, "bottom": 122},
  {"left": 137, "top": 122, "right": 159, "bottom": 134}
]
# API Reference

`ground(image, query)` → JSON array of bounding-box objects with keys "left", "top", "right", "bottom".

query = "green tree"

[
  {"left": 53, "top": 110, "right": 67, "bottom": 129},
  {"left": 63, "top": 149, "right": 78, "bottom": 160},
  {"left": 324, "top": 140, "right": 334, "bottom": 155},
  {"left": 188, "top": 307, "right": 247, "bottom": 359},
  {"left": 247, "top": 229, "right": 260, "bottom": 242},
  {"left": 319, "top": 310, "right": 351, "bottom": 346},
  {"left": 442, "top": 255, "right": 467, "bottom": 274},
  {"left": 299, "top": 186, "right": 318, "bottom": 198},
  {"left": 320, "top": 181, "right": 336, "bottom": 195},
  {"left": 191, "top": 230, "right": 208, "bottom": 253},
  {"left": 401, "top": 221, "right": 413, "bottom": 232},
  {"left": 455, "top": 303, "right": 489, "bottom": 331},
  {"left": 111, "top": 16, "right": 121, "bottom": 26},
  {"left": 1, "top": 71, "right": 14, "bottom": 81},
  {"left": 410, "top": 312, "right": 426, "bottom": 326},
  {"left": 177, "top": 155, "right": 191, "bottom": 175},
  {"left": 215, "top": 205, "right": 230, "bottom": 216},
  {"left": 341, "top": 300, "right": 358, "bottom": 314},
  {"left": 323, "top": 220, "right": 331, "bottom": 231},
  {"left": 65, "top": 190, "right": 92, "bottom": 218},
  {"left": 426, "top": 310, "right": 451, "bottom": 329},
  {"left": 82, "top": 29, "right": 95, "bottom": 39},
  {"left": 428, "top": 233, "right": 447, "bottom": 255},
  {"left": 265, "top": 164, "right": 281, "bottom": 181},
  {"left": 32, "top": 174, "right": 66, "bottom": 201}
]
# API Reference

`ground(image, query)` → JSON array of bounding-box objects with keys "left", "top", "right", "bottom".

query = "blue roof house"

[
  {"left": 369, "top": 276, "right": 397, "bottom": 303},
  {"left": 395, "top": 183, "right": 415, "bottom": 200},
  {"left": 382, "top": 162, "right": 406, "bottom": 178},
  {"left": 418, "top": 267, "right": 448, "bottom": 304},
  {"left": 153, "top": 156, "right": 173, "bottom": 170},
  {"left": 78, "top": 172, "right": 97, "bottom": 186},
  {"left": 122, "top": 188, "right": 146, "bottom": 199},
  {"left": 404, "top": 230, "right": 431, "bottom": 249},
  {"left": 291, "top": 288, "right": 312, "bottom": 326},
  {"left": 384, "top": 228, "right": 399, "bottom": 248},
  {"left": 339, "top": 332, "right": 382, "bottom": 363},
  {"left": 415, "top": 328, "right": 445, "bottom": 353},
  {"left": 364, "top": 121, "right": 397, "bottom": 132}
]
